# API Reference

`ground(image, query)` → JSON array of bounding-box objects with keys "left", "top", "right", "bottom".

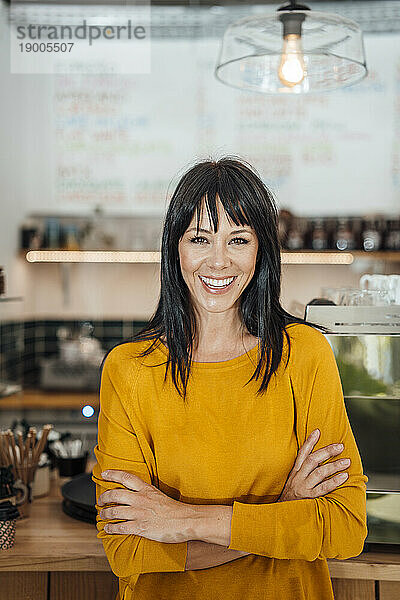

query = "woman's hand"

[
  {"left": 97, "top": 469, "right": 199, "bottom": 543},
  {"left": 277, "top": 429, "right": 351, "bottom": 502}
]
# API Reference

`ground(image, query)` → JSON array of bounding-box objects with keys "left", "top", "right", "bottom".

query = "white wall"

[{"left": 23, "top": 261, "right": 161, "bottom": 320}]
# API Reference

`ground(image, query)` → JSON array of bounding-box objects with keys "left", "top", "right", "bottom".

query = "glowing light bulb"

[{"left": 278, "top": 33, "right": 305, "bottom": 87}]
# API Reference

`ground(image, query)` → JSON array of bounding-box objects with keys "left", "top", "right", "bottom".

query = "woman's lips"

[{"left": 198, "top": 275, "right": 237, "bottom": 295}]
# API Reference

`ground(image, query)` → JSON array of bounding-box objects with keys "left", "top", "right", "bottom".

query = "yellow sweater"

[{"left": 92, "top": 324, "right": 368, "bottom": 600}]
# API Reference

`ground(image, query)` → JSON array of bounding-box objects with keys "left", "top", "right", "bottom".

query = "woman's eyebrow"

[{"left": 186, "top": 227, "right": 253, "bottom": 235}]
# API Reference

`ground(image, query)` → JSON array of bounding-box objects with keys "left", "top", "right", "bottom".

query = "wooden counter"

[
  {"left": 0, "top": 460, "right": 399, "bottom": 599},
  {"left": 2, "top": 461, "right": 106, "bottom": 572},
  {"left": 0, "top": 459, "right": 118, "bottom": 600}
]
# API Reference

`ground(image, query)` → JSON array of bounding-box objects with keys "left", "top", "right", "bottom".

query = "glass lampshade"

[{"left": 215, "top": 10, "right": 367, "bottom": 94}]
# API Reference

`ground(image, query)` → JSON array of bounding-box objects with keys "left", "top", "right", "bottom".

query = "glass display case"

[{"left": 305, "top": 305, "right": 400, "bottom": 548}]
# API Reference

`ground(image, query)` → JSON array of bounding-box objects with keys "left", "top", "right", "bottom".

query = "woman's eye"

[
  {"left": 189, "top": 236, "right": 208, "bottom": 244},
  {"left": 231, "top": 237, "right": 249, "bottom": 245},
  {"left": 189, "top": 236, "right": 249, "bottom": 245}
]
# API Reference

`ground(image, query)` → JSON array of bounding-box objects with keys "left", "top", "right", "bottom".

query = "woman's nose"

[{"left": 206, "top": 241, "right": 231, "bottom": 268}]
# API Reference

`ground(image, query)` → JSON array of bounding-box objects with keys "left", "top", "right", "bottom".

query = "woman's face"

[{"left": 178, "top": 197, "right": 259, "bottom": 315}]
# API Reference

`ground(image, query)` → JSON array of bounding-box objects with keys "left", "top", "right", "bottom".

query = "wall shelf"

[
  {"left": 20, "top": 249, "right": 400, "bottom": 265},
  {"left": 23, "top": 250, "right": 160, "bottom": 263}
]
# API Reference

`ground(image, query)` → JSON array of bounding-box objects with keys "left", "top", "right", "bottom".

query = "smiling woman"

[
  {"left": 92, "top": 156, "right": 368, "bottom": 600},
  {"left": 133, "top": 155, "right": 300, "bottom": 388}
]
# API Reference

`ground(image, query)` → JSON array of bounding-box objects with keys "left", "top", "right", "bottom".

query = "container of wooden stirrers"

[{"left": 0, "top": 425, "right": 53, "bottom": 520}]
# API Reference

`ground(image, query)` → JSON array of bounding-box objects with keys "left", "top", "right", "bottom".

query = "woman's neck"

[
  {"left": 159, "top": 327, "right": 259, "bottom": 362},
  {"left": 190, "top": 333, "right": 259, "bottom": 362}
]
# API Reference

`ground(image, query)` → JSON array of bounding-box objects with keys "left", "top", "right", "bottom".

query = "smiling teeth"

[{"left": 199, "top": 276, "right": 235, "bottom": 288}]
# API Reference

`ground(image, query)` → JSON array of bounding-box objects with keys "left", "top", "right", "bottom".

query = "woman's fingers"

[
  {"left": 278, "top": 432, "right": 351, "bottom": 503},
  {"left": 306, "top": 457, "right": 351, "bottom": 488},
  {"left": 308, "top": 471, "right": 349, "bottom": 498},
  {"left": 299, "top": 442, "right": 346, "bottom": 479},
  {"left": 97, "top": 487, "right": 137, "bottom": 507},
  {"left": 100, "top": 504, "right": 141, "bottom": 521},
  {"left": 292, "top": 428, "right": 320, "bottom": 471}
]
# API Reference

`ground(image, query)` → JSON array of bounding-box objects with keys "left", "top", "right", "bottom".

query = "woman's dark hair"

[{"left": 126, "top": 155, "right": 320, "bottom": 403}]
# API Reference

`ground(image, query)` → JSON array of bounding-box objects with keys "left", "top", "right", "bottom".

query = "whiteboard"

[{"left": 21, "top": 34, "right": 400, "bottom": 216}]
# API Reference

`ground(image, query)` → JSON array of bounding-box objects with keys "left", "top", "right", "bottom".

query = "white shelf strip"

[{"left": 25, "top": 250, "right": 354, "bottom": 265}]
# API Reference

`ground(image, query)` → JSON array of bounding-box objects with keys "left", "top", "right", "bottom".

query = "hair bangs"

[{"left": 192, "top": 179, "right": 252, "bottom": 237}]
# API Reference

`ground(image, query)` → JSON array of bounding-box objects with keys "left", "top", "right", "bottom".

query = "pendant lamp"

[{"left": 215, "top": 0, "right": 367, "bottom": 94}]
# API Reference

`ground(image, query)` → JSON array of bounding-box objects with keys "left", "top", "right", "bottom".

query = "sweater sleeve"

[
  {"left": 91, "top": 347, "right": 188, "bottom": 581},
  {"left": 227, "top": 331, "right": 368, "bottom": 561}
]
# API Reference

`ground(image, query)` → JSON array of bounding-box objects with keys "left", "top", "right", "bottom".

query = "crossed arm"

[{"left": 95, "top": 467, "right": 250, "bottom": 571}]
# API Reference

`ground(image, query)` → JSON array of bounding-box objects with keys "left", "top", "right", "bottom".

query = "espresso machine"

[{"left": 305, "top": 305, "right": 400, "bottom": 550}]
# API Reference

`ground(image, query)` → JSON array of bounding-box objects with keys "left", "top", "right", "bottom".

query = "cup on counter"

[
  {"left": 0, "top": 500, "right": 20, "bottom": 549},
  {"left": 336, "top": 288, "right": 362, "bottom": 306},
  {"left": 321, "top": 287, "right": 359, "bottom": 305},
  {"left": 347, "top": 289, "right": 391, "bottom": 306},
  {"left": 388, "top": 275, "right": 400, "bottom": 304},
  {"left": 56, "top": 451, "right": 88, "bottom": 478},
  {"left": 32, "top": 463, "right": 51, "bottom": 499},
  {"left": 321, "top": 285, "right": 392, "bottom": 306},
  {"left": 360, "top": 274, "right": 400, "bottom": 304}
]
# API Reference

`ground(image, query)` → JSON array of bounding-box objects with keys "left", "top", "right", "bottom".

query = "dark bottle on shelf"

[
  {"left": 334, "top": 218, "right": 356, "bottom": 251},
  {"left": 19, "top": 219, "right": 42, "bottom": 250},
  {"left": 362, "top": 218, "right": 382, "bottom": 252},
  {"left": 325, "top": 217, "right": 336, "bottom": 249},
  {"left": 311, "top": 218, "right": 328, "bottom": 250},
  {"left": 351, "top": 217, "right": 363, "bottom": 250},
  {"left": 384, "top": 218, "right": 400, "bottom": 251}
]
